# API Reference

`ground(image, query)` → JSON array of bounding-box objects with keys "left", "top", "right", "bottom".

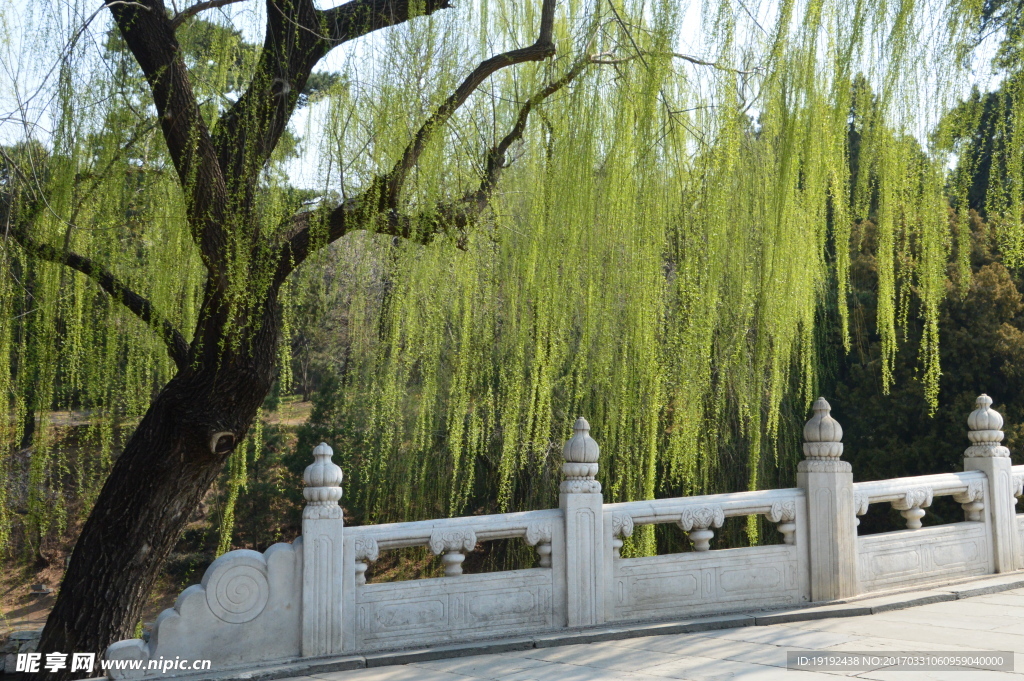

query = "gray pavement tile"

[
  {"left": 603, "top": 635, "right": 681, "bottom": 651},
  {"left": 642, "top": 655, "right": 846, "bottom": 680},
  {"left": 311, "top": 666, "right": 474, "bottom": 681},
  {"left": 972, "top": 594, "right": 1024, "bottom": 608},
  {"left": 496, "top": 663, "right": 674, "bottom": 681},
  {"left": 408, "top": 652, "right": 550, "bottom": 677},
  {"left": 855, "top": 670, "right": 1019, "bottom": 681},
  {"left": 697, "top": 625, "right": 863, "bottom": 649},
  {"left": 905, "top": 599, "right": 1024, "bottom": 618},
  {"left": 258, "top": 574, "right": 1024, "bottom": 681},
  {"left": 775, "top": 617, "right": 1024, "bottom": 651},
  {"left": 617, "top": 634, "right": 810, "bottom": 660},
  {"left": 819, "top": 635, "right": 983, "bottom": 652},
  {"left": 520, "top": 642, "right": 686, "bottom": 671},
  {"left": 866, "top": 608, "right": 1024, "bottom": 632}
]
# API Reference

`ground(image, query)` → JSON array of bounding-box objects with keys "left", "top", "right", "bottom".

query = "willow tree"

[{"left": 0, "top": 0, "right": 1008, "bottom": 672}]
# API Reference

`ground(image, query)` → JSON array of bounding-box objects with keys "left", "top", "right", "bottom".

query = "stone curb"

[
  {"left": 754, "top": 604, "right": 872, "bottom": 625},
  {"left": 122, "top": 572, "right": 1024, "bottom": 681},
  {"left": 947, "top": 574, "right": 1024, "bottom": 598},
  {"left": 363, "top": 638, "right": 535, "bottom": 667}
]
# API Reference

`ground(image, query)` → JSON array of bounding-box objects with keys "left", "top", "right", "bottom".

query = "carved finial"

[
  {"left": 303, "top": 442, "right": 343, "bottom": 519},
  {"left": 803, "top": 397, "right": 843, "bottom": 460},
  {"left": 966, "top": 394, "right": 1009, "bottom": 458},
  {"left": 563, "top": 417, "right": 600, "bottom": 462},
  {"left": 561, "top": 417, "right": 601, "bottom": 493}
]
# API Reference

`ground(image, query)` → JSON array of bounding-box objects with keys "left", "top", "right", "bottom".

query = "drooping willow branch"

[
  {"left": 590, "top": 50, "right": 763, "bottom": 75},
  {"left": 5, "top": 219, "right": 190, "bottom": 371}
]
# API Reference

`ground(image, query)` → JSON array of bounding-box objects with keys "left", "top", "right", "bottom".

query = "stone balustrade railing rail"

[{"left": 104, "top": 398, "right": 1024, "bottom": 679}]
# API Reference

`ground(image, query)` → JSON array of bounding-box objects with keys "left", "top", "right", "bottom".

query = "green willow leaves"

[{"left": 0, "top": 0, "right": 1014, "bottom": 556}]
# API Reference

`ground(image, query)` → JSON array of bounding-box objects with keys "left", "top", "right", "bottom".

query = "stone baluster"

[
  {"left": 301, "top": 442, "right": 345, "bottom": 657},
  {"left": 798, "top": 397, "right": 858, "bottom": 601},
  {"left": 1014, "top": 474, "right": 1024, "bottom": 510},
  {"left": 891, "top": 487, "right": 933, "bottom": 529},
  {"left": 536, "top": 543, "right": 553, "bottom": 567},
  {"left": 353, "top": 537, "right": 379, "bottom": 586},
  {"left": 678, "top": 505, "right": 724, "bottom": 551},
  {"left": 610, "top": 512, "right": 634, "bottom": 558},
  {"left": 853, "top": 492, "right": 869, "bottom": 528},
  {"left": 560, "top": 417, "right": 605, "bottom": 627},
  {"left": 526, "top": 522, "right": 554, "bottom": 567},
  {"left": 962, "top": 394, "right": 1023, "bottom": 572},
  {"left": 767, "top": 500, "right": 797, "bottom": 545},
  {"left": 429, "top": 530, "right": 477, "bottom": 576},
  {"left": 952, "top": 481, "right": 985, "bottom": 522}
]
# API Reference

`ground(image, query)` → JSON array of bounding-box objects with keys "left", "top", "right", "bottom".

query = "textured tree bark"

[{"left": 34, "top": 304, "right": 279, "bottom": 680}]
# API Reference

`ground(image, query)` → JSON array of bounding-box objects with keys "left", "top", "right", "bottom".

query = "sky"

[{"left": 0, "top": 0, "right": 1007, "bottom": 187}]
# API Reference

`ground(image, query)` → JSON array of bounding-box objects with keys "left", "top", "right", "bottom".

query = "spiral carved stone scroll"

[{"left": 203, "top": 551, "right": 270, "bottom": 624}]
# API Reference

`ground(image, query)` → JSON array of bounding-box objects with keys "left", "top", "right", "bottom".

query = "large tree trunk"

[
  {"left": 33, "top": 306, "right": 279, "bottom": 680},
  {"left": 13, "top": 0, "right": 553, "bottom": 674}
]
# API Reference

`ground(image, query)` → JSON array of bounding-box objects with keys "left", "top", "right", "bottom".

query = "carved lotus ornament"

[
  {"left": 563, "top": 417, "right": 600, "bottom": 463},
  {"left": 304, "top": 442, "right": 343, "bottom": 485},
  {"left": 803, "top": 397, "right": 844, "bottom": 459},
  {"left": 965, "top": 394, "right": 1010, "bottom": 457}
]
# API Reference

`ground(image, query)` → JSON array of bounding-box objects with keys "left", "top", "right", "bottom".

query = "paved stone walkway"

[{"left": 279, "top": 586, "right": 1024, "bottom": 681}]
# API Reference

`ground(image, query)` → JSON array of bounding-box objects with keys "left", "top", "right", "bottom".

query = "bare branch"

[
  {"left": 589, "top": 50, "right": 762, "bottom": 75},
  {"left": 321, "top": 0, "right": 454, "bottom": 45},
  {"left": 170, "top": 0, "right": 247, "bottom": 29},
  {"left": 670, "top": 53, "right": 762, "bottom": 75},
  {"left": 378, "top": 0, "right": 558, "bottom": 210}
]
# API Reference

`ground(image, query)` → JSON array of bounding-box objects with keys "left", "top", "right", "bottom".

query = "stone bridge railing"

[{"left": 105, "top": 395, "right": 1024, "bottom": 678}]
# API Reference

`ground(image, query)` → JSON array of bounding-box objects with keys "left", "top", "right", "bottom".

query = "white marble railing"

[
  {"left": 104, "top": 396, "right": 1024, "bottom": 678},
  {"left": 854, "top": 470, "right": 988, "bottom": 528},
  {"left": 345, "top": 509, "right": 565, "bottom": 653},
  {"left": 854, "top": 471, "right": 993, "bottom": 592},
  {"left": 605, "top": 488, "right": 808, "bottom": 622}
]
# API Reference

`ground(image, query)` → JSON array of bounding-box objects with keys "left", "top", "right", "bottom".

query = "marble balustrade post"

[
  {"left": 798, "top": 398, "right": 858, "bottom": 601},
  {"left": 962, "top": 395, "right": 1024, "bottom": 572},
  {"left": 301, "top": 442, "right": 345, "bottom": 656},
  {"left": 559, "top": 417, "right": 606, "bottom": 627}
]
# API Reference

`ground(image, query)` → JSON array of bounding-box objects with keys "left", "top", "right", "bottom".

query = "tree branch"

[
  {"left": 210, "top": 0, "right": 458, "bottom": 205},
  {"left": 273, "top": 44, "right": 590, "bottom": 287},
  {"left": 321, "top": 0, "right": 454, "bottom": 45},
  {"left": 470, "top": 53, "right": 592, "bottom": 206},
  {"left": 108, "top": 0, "right": 230, "bottom": 278},
  {"left": 589, "top": 50, "right": 763, "bottom": 75},
  {"left": 378, "top": 0, "right": 558, "bottom": 211},
  {"left": 211, "top": 0, "right": 327, "bottom": 195},
  {"left": 4, "top": 214, "right": 190, "bottom": 371},
  {"left": 170, "top": 0, "right": 247, "bottom": 29},
  {"left": 670, "top": 52, "right": 762, "bottom": 75}
]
